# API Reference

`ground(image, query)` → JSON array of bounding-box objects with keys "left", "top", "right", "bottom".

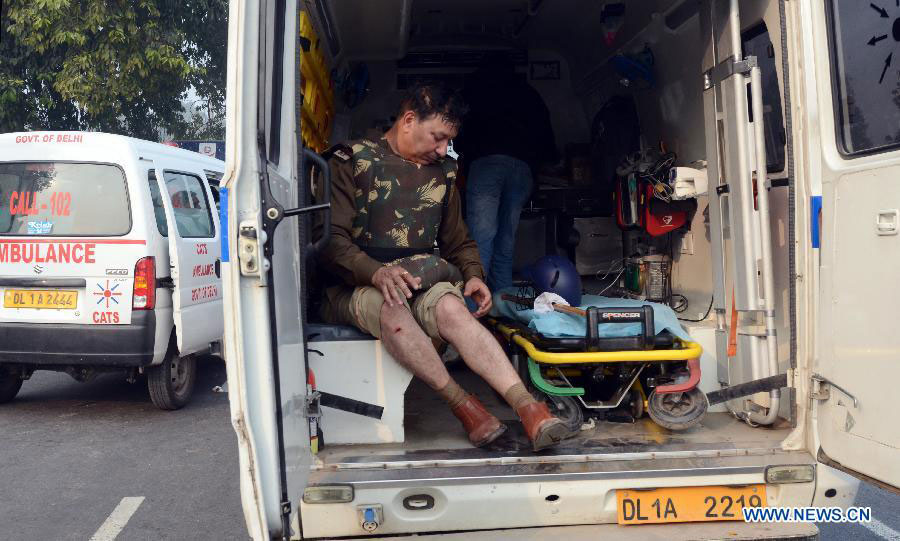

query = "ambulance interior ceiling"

[
  {"left": 328, "top": 0, "right": 691, "bottom": 71},
  {"left": 324, "top": 0, "right": 705, "bottom": 159}
]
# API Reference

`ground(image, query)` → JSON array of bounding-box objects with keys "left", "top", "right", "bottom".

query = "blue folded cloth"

[{"left": 491, "top": 287, "right": 691, "bottom": 341}]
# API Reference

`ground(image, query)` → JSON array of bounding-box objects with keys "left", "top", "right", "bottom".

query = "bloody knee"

[{"left": 380, "top": 301, "right": 415, "bottom": 336}]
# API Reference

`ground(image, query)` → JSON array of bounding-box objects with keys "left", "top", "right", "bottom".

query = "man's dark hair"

[{"left": 398, "top": 83, "right": 468, "bottom": 128}]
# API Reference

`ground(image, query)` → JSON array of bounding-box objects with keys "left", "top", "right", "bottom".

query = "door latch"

[
  {"left": 811, "top": 374, "right": 858, "bottom": 408},
  {"left": 237, "top": 221, "right": 269, "bottom": 277},
  {"left": 875, "top": 209, "right": 899, "bottom": 236}
]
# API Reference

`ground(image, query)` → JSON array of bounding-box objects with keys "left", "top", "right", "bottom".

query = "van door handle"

[
  {"left": 214, "top": 259, "right": 221, "bottom": 278},
  {"left": 876, "top": 209, "right": 899, "bottom": 235}
]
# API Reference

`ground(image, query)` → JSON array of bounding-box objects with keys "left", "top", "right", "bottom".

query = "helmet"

[{"left": 523, "top": 255, "right": 582, "bottom": 306}]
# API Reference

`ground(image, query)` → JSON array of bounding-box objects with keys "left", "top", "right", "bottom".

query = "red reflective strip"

[
  {"left": 654, "top": 358, "right": 702, "bottom": 394},
  {"left": 0, "top": 239, "right": 145, "bottom": 244}
]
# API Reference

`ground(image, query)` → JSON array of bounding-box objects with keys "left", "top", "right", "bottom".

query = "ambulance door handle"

[
  {"left": 214, "top": 259, "right": 221, "bottom": 278},
  {"left": 875, "top": 209, "right": 899, "bottom": 235}
]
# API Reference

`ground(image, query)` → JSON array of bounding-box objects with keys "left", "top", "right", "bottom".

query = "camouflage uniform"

[{"left": 315, "top": 135, "right": 483, "bottom": 339}]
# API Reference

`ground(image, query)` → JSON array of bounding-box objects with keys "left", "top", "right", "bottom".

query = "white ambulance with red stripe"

[{"left": 0, "top": 132, "right": 224, "bottom": 409}]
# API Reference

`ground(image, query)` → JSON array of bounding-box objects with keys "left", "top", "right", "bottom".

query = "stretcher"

[{"left": 487, "top": 295, "right": 709, "bottom": 431}]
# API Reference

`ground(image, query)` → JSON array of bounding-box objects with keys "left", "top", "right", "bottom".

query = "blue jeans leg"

[
  {"left": 489, "top": 159, "right": 532, "bottom": 291},
  {"left": 466, "top": 158, "right": 503, "bottom": 279}
]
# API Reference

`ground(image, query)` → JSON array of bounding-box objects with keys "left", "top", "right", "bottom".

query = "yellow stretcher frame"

[{"left": 492, "top": 320, "right": 703, "bottom": 364}]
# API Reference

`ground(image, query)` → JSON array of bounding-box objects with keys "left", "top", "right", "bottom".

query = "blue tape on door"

[
  {"left": 811, "top": 195, "right": 822, "bottom": 249},
  {"left": 219, "top": 187, "right": 230, "bottom": 262}
]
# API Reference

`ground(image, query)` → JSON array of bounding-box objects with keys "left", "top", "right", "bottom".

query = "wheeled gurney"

[{"left": 486, "top": 292, "right": 708, "bottom": 431}]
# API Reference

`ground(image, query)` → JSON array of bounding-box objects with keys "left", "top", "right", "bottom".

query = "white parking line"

[
  {"left": 861, "top": 518, "right": 900, "bottom": 541},
  {"left": 89, "top": 496, "right": 145, "bottom": 541}
]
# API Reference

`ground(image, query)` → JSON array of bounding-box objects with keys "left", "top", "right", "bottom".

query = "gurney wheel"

[
  {"left": 647, "top": 388, "right": 708, "bottom": 431},
  {"left": 629, "top": 389, "right": 644, "bottom": 420},
  {"left": 535, "top": 392, "right": 584, "bottom": 433}
]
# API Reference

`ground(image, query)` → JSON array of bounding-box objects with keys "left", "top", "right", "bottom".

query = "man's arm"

[
  {"left": 437, "top": 180, "right": 484, "bottom": 283},
  {"left": 314, "top": 156, "right": 383, "bottom": 286}
]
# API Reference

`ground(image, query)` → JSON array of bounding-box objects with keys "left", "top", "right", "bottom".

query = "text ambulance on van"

[{"left": 0, "top": 132, "right": 225, "bottom": 410}]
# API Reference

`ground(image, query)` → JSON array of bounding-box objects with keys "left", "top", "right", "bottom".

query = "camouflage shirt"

[{"left": 315, "top": 135, "right": 484, "bottom": 287}]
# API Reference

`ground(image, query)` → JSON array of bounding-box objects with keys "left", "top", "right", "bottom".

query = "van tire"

[
  {"left": 0, "top": 369, "right": 22, "bottom": 404},
  {"left": 147, "top": 350, "right": 197, "bottom": 410}
]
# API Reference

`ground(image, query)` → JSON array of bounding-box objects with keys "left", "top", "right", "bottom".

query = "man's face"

[{"left": 397, "top": 112, "right": 459, "bottom": 165}]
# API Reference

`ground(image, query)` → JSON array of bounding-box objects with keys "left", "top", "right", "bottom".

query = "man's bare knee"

[
  {"left": 380, "top": 301, "right": 418, "bottom": 336},
  {"left": 436, "top": 294, "right": 473, "bottom": 330}
]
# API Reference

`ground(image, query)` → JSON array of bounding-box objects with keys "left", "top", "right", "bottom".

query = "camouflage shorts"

[{"left": 320, "top": 281, "right": 465, "bottom": 340}]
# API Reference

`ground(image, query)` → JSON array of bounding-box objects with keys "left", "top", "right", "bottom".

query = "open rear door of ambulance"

[
  {"left": 222, "top": 0, "right": 329, "bottom": 538},
  {"left": 807, "top": 0, "right": 900, "bottom": 492},
  {"left": 151, "top": 167, "right": 223, "bottom": 355}
]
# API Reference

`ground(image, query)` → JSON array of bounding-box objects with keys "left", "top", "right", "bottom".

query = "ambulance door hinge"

[
  {"left": 811, "top": 373, "right": 859, "bottom": 408},
  {"left": 704, "top": 55, "right": 758, "bottom": 90},
  {"left": 280, "top": 500, "right": 292, "bottom": 516}
]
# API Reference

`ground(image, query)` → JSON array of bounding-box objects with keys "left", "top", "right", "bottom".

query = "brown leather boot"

[
  {"left": 516, "top": 401, "right": 570, "bottom": 451},
  {"left": 451, "top": 394, "right": 507, "bottom": 447}
]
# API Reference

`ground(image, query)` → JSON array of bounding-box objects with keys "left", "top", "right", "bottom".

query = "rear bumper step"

[
  {"left": 375, "top": 522, "right": 818, "bottom": 541},
  {"left": 310, "top": 448, "right": 814, "bottom": 487},
  {"left": 0, "top": 311, "right": 155, "bottom": 367},
  {"left": 303, "top": 450, "right": 816, "bottom": 539}
]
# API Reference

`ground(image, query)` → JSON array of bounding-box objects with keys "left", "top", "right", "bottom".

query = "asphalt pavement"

[
  {"left": 0, "top": 356, "right": 247, "bottom": 540},
  {"left": 1, "top": 358, "right": 897, "bottom": 541},
  {"left": 819, "top": 482, "right": 900, "bottom": 541}
]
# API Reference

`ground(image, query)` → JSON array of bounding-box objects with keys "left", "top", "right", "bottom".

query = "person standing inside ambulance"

[
  {"left": 458, "top": 55, "right": 558, "bottom": 291},
  {"left": 314, "top": 84, "right": 568, "bottom": 451}
]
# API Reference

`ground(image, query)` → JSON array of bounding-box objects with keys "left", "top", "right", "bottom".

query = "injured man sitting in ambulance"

[{"left": 313, "top": 83, "right": 568, "bottom": 451}]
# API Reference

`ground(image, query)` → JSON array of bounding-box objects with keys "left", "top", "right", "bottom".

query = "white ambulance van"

[
  {"left": 0, "top": 132, "right": 224, "bottom": 410},
  {"left": 222, "top": 0, "right": 900, "bottom": 539}
]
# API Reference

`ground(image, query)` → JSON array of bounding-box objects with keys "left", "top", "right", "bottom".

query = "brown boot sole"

[
  {"left": 473, "top": 423, "right": 508, "bottom": 448},
  {"left": 532, "top": 419, "right": 571, "bottom": 452}
]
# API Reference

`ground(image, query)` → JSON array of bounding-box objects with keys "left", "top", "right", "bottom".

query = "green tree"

[
  {"left": 0, "top": 0, "right": 227, "bottom": 140},
  {"left": 170, "top": 104, "right": 225, "bottom": 140}
]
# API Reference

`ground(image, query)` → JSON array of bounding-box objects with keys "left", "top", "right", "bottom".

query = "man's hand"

[
  {"left": 372, "top": 265, "right": 422, "bottom": 306},
  {"left": 464, "top": 277, "right": 492, "bottom": 318}
]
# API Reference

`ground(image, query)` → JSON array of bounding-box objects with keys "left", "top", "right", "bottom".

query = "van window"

[
  {"left": 147, "top": 170, "right": 168, "bottom": 237},
  {"left": 162, "top": 171, "right": 214, "bottom": 238},
  {"left": 0, "top": 162, "right": 131, "bottom": 236},
  {"left": 828, "top": 0, "right": 900, "bottom": 155},
  {"left": 203, "top": 170, "right": 223, "bottom": 210}
]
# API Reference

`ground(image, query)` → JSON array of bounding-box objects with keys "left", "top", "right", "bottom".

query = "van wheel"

[
  {"left": 147, "top": 351, "right": 197, "bottom": 410},
  {"left": 0, "top": 369, "right": 23, "bottom": 404}
]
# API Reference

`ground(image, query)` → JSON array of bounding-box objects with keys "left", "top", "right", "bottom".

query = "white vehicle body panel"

[{"left": 0, "top": 131, "right": 224, "bottom": 364}]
